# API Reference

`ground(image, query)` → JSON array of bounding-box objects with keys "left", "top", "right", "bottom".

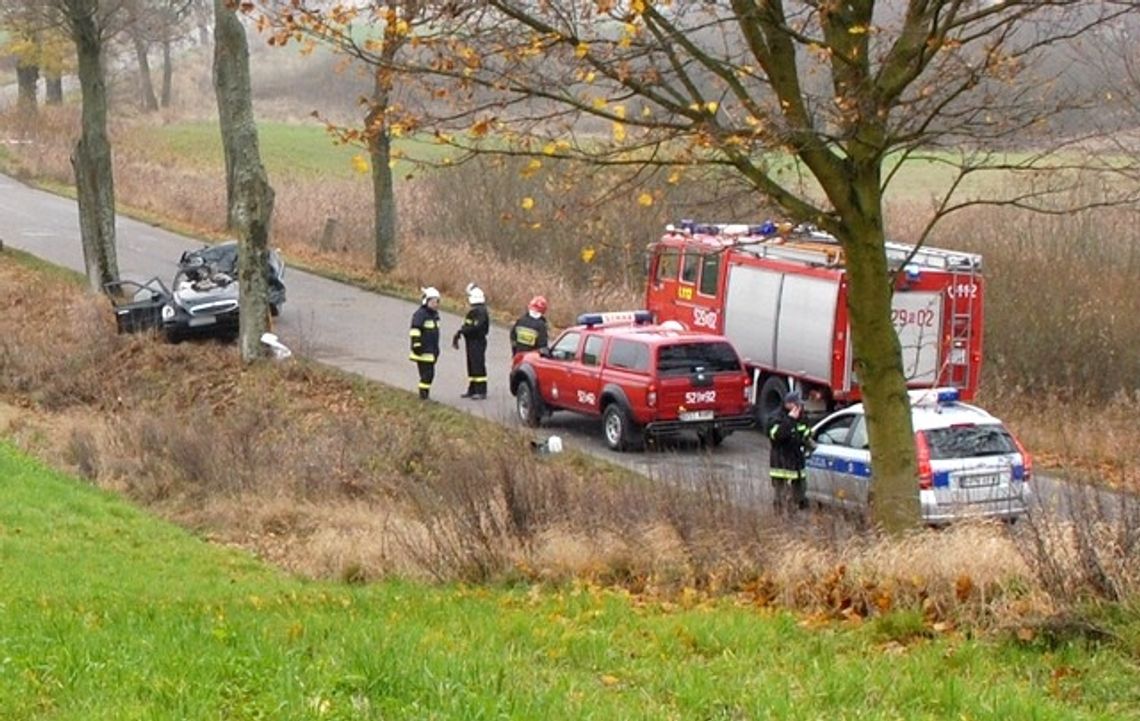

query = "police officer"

[
  {"left": 453, "top": 283, "right": 490, "bottom": 399},
  {"left": 409, "top": 287, "right": 442, "bottom": 400},
  {"left": 510, "top": 295, "right": 549, "bottom": 356},
  {"left": 769, "top": 390, "right": 814, "bottom": 514}
]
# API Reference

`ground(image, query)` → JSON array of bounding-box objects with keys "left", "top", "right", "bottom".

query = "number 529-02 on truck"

[{"left": 645, "top": 221, "right": 984, "bottom": 428}]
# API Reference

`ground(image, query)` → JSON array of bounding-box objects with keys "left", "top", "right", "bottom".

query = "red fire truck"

[{"left": 644, "top": 221, "right": 984, "bottom": 426}]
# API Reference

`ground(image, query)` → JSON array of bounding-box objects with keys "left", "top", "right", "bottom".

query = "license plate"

[
  {"left": 959, "top": 473, "right": 1000, "bottom": 489},
  {"left": 679, "top": 410, "right": 714, "bottom": 422},
  {"left": 188, "top": 316, "right": 217, "bottom": 327}
]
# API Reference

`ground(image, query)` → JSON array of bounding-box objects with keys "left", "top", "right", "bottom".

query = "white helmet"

[
  {"left": 421, "top": 286, "right": 441, "bottom": 304},
  {"left": 466, "top": 283, "right": 485, "bottom": 305}
]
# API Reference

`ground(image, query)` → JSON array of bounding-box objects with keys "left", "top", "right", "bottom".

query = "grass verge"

[{"left": 2, "top": 441, "right": 1140, "bottom": 720}]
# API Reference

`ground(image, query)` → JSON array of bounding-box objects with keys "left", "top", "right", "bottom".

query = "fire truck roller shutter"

[
  {"left": 723, "top": 265, "right": 782, "bottom": 365},
  {"left": 891, "top": 292, "right": 942, "bottom": 386},
  {"left": 776, "top": 274, "right": 839, "bottom": 382}
]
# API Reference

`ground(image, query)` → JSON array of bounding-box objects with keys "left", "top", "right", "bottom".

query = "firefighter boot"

[{"left": 419, "top": 388, "right": 430, "bottom": 401}]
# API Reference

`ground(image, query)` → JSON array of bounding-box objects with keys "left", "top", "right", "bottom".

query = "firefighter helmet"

[
  {"left": 467, "top": 284, "right": 485, "bottom": 304},
  {"left": 421, "top": 286, "right": 441, "bottom": 304}
]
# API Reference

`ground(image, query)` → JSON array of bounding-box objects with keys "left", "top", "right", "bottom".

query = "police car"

[{"left": 805, "top": 388, "right": 1032, "bottom": 524}]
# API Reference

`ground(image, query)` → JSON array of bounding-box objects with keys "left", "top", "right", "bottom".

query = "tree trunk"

[
  {"left": 367, "top": 80, "right": 398, "bottom": 271},
  {"left": 841, "top": 168, "right": 920, "bottom": 533},
  {"left": 45, "top": 73, "right": 63, "bottom": 105},
  {"left": 16, "top": 61, "right": 39, "bottom": 117},
  {"left": 132, "top": 32, "right": 159, "bottom": 112},
  {"left": 69, "top": 1, "right": 119, "bottom": 294},
  {"left": 161, "top": 38, "right": 173, "bottom": 108},
  {"left": 214, "top": 0, "right": 274, "bottom": 362}
]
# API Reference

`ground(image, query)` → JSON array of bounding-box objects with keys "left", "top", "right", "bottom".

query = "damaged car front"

[{"left": 106, "top": 241, "right": 286, "bottom": 343}]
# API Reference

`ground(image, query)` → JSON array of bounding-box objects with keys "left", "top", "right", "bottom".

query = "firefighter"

[
  {"left": 768, "top": 390, "right": 814, "bottom": 514},
  {"left": 510, "top": 295, "right": 549, "bottom": 356},
  {"left": 409, "top": 287, "right": 442, "bottom": 400},
  {"left": 453, "top": 283, "right": 490, "bottom": 399}
]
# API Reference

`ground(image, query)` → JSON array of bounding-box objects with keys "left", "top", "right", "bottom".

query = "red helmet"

[{"left": 528, "top": 295, "right": 548, "bottom": 314}]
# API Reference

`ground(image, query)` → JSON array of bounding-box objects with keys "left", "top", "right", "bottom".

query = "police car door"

[{"left": 806, "top": 411, "right": 863, "bottom": 511}]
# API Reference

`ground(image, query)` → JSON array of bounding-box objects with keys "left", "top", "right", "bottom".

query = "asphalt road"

[{"left": 0, "top": 172, "right": 768, "bottom": 498}]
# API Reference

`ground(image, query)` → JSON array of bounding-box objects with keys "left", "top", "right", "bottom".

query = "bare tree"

[
  {"left": 214, "top": 0, "right": 274, "bottom": 362},
  {"left": 55, "top": 0, "right": 125, "bottom": 294},
  {"left": 259, "top": 1, "right": 456, "bottom": 272}
]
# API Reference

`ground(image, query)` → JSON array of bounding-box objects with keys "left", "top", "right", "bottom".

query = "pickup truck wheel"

[
  {"left": 757, "top": 376, "right": 789, "bottom": 431},
  {"left": 516, "top": 380, "right": 542, "bottom": 428},
  {"left": 602, "top": 403, "right": 640, "bottom": 452}
]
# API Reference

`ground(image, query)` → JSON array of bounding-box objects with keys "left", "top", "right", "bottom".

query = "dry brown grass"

[{"left": 2, "top": 253, "right": 1138, "bottom": 631}]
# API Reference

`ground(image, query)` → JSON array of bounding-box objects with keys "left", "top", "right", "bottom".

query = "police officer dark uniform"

[
  {"left": 409, "top": 287, "right": 442, "bottom": 400},
  {"left": 510, "top": 295, "right": 549, "bottom": 356},
  {"left": 453, "top": 283, "right": 490, "bottom": 399},
  {"left": 768, "top": 390, "right": 814, "bottom": 513}
]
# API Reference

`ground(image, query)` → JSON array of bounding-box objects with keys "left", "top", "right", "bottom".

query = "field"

[{"left": 4, "top": 404, "right": 1140, "bottom": 719}]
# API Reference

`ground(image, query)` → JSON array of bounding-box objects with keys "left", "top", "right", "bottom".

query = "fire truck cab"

[{"left": 644, "top": 221, "right": 984, "bottom": 428}]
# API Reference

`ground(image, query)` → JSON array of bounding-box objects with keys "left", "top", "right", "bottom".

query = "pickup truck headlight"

[{"left": 161, "top": 304, "right": 175, "bottom": 322}]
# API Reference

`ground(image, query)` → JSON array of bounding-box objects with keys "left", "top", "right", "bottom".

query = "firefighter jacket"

[
  {"left": 456, "top": 304, "right": 490, "bottom": 343},
  {"left": 768, "top": 409, "right": 814, "bottom": 481},
  {"left": 409, "top": 305, "right": 441, "bottom": 363},
  {"left": 510, "top": 313, "right": 548, "bottom": 355}
]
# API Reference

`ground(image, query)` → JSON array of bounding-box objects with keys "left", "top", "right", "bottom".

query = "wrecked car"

[{"left": 106, "top": 241, "right": 286, "bottom": 343}]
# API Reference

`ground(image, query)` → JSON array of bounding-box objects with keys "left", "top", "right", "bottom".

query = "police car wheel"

[{"left": 516, "top": 380, "right": 541, "bottom": 427}]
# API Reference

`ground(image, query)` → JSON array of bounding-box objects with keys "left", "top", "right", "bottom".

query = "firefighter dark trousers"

[
  {"left": 771, "top": 473, "right": 807, "bottom": 514},
  {"left": 464, "top": 338, "right": 488, "bottom": 397},
  {"left": 416, "top": 361, "right": 436, "bottom": 400}
]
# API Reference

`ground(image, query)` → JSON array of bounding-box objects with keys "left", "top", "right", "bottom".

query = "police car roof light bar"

[
  {"left": 577, "top": 310, "right": 654, "bottom": 328},
  {"left": 908, "top": 387, "right": 960, "bottom": 407}
]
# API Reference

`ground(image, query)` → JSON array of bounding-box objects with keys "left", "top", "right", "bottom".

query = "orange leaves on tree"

[
  {"left": 580, "top": 246, "right": 597, "bottom": 263},
  {"left": 637, "top": 192, "right": 654, "bottom": 207},
  {"left": 521, "top": 197, "right": 536, "bottom": 210},
  {"left": 351, "top": 155, "right": 370, "bottom": 174},
  {"left": 520, "top": 159, "right": 543, "bottom": 178}
]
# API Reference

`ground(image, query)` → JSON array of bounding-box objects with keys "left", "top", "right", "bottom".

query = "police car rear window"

[
  {"left": 924, "top": 424, "right": 1017, "bottom": 460},
  {"left": 607, "top": 339, "right": 650, "bottom": 372},
  {"left": 656, "top": 342, "right": 741, "bottom": 376}
]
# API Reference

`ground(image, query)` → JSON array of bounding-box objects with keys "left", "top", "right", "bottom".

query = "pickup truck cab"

[{"left": 509, "top": 311, "right": 755, "bottom": 451}]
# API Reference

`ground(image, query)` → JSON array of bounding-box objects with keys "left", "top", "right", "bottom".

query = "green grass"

[
  {"left": 134, "top": 121, "right": 455, "bottom": 180},
  {"left": 1, "top": 441, "right": 1139, "bottom": 720}
]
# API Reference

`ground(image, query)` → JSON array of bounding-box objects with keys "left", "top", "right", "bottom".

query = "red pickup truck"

[{"left": 509, "top": 311, "right": 755, "bottom": 451}]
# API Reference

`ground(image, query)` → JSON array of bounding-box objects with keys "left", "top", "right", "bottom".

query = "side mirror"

[{"left": 538, "top": 347, "right": 552, "bottom": 359}]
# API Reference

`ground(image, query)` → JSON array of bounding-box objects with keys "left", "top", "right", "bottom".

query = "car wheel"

[
  {"left": 697, "top": 428, "right": 726, "bottom": 449},
  {"left": 757, "top": 375, "right": 789, "bottom": 430},
  {"left": 602, "top": 403, "right": 640, "bottom": 452},
  {"left": 516, "top": 380, "right": 542, "bottom": 427}
]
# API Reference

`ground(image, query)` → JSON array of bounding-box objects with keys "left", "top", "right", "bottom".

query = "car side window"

[
  {"left": 550, "top": 332, "right": 581, "bottom": 361},
  {"left": 655, "top": 251, "right": 680, "bottom": 282},
  {"left": 582, "top": 335, "right": 605, "bottom": 367},
  {"left": 814, "top": 414, "right": 858, "bottom": 446},
  {"left": 848, "top": 417, "right": 869, "bottom": 450},
  {"left": 698, "top": 254, "right": 720, "bottom": 296},
  {"left": 607, "top": 339, "right": 650, "bottom": 372},
  {"left": 680, "top": 251, "right": 700, "bottom": 284}
]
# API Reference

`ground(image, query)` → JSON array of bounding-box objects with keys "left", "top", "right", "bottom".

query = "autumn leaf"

[
  {"left": 521, "top": 197, "right": 535, "bottom": 210},
  {"left": 581, "top": 246, "right": 597, "bottom": 263},
  {"left": 612, "top": 122, "right": 627, "bottom": 143},
  {"left": 351, "top": 155, "right": 369, "bottom": 174},
  {"left": 599, "top": 674, "right": 620, "bottom": 687},
  {"left": 637, "top": 192, "right": 654, "bottom": 207},
  {"left": 575, "top": 42, "right": 589, "bottom": 58}
]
